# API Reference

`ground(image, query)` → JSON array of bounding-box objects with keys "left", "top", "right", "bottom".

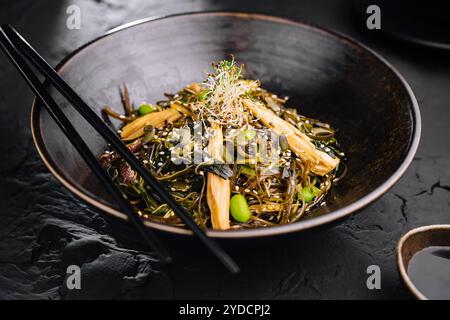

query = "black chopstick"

[
  {"left": 0, "top": 25, "right": 239, "bottom": 274},
  {"left": 0, "top": 27, "right": 172, "bottom": 265}
]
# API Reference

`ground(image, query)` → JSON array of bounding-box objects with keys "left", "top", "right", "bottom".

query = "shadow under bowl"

[{"left": 31, "top": 12, "right": 421, "bottom": 238}]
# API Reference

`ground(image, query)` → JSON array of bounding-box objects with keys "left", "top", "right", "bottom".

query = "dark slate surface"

[{"left": 0, "top": 0, "right": 449, "bottom": 300}]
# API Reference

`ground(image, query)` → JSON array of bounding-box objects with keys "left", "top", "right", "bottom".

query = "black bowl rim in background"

[{"left": 30, "top": 11, "right": 421, "bottom": 238}]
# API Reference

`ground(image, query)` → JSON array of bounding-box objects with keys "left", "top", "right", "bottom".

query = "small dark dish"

[
  {"left": 397, "top": 225, "right": 450, "bottom": 300},
  {"left": 31, "top": 12, "right": 421, "bottom": 238}
]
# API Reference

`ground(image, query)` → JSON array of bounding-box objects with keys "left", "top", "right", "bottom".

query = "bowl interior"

[{"left": 32, "top": 12, "right": 418, "bottom": 237}]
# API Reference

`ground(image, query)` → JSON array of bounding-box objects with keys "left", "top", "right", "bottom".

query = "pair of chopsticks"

[{"left": 0, "top": 25, "right": 239, "bottom": 274}]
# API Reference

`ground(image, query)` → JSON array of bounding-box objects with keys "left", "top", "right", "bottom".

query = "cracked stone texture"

[{"left": 0, "top": 0, "right": 449, "bottom": 300}]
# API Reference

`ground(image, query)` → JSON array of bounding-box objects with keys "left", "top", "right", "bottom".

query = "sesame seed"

[{"left": 158, "top": 162, "right": 163, "bottom": 166}]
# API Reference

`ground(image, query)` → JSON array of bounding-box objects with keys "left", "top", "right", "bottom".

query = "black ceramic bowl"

[{"left": 31, "top": 12, "right": 420, "bottom": 238}]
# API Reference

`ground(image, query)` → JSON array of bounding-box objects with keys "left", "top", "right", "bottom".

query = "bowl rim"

[
  {"left": 396, "top": 224, "right": 450, "bottom": 300},
  {"left": 30, "top": 11, "right": 421, "bottom": 238}
]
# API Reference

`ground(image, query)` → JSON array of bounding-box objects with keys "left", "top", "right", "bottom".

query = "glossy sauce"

[{"left": 408, "top": 246, "right": 450, "bottom": 299}]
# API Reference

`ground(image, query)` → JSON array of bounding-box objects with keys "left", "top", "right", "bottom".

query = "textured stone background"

[{"left": 0, "top": 0, "right": 449, "bottom": 299}]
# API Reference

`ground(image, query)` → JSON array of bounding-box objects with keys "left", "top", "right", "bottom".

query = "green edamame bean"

[
  {"left": 299, "top": 186, "right": 320, "bottom": 203},
  {"left": 240, "top": 165, "right": 256, "bottom": 176},
  {"left": 138, "top": 103, "right": 156, "bottom": 115},
  {"left": 230, "top": 194, "right": 251, "bottom": 223}
]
